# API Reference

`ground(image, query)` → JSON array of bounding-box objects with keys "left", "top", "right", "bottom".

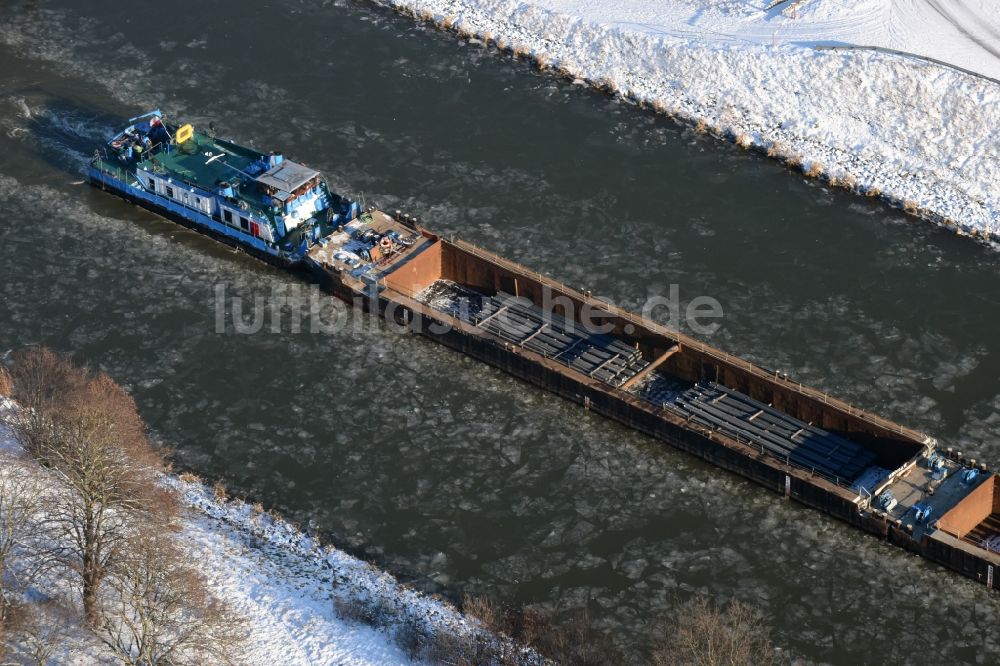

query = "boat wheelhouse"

[{"left": 88, "top": 110, "right": 359, "bottom": 265}]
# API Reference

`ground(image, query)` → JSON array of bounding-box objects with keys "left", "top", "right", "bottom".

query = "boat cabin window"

[
  {"left": 165, "top": 185, "right": 174, "bottom": 198},
  {"left": 223, "top": 209, "right": 233, "bottom": 224},
  {"left": 239, "top": 216, "right": 250, "bottom": 232}
]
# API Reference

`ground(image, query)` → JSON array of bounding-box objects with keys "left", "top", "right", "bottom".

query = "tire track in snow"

[{"left": 923, "top": 0, "right": 1000, "bottom": 63}]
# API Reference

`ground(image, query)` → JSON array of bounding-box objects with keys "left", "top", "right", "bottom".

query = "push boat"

[
  {"left": 88, "top": 110, "right": 360, "bottom": 266},
  {"left": 91, "top": 113, "right": 1000, "bottom": 592}
]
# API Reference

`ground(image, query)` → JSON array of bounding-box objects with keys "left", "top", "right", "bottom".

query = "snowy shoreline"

[
  {"left": 165, "top": 475, "right": 467, "bottom": 665},
  {"left": 165, "top": 474, "right": 507, "bottom": 665},
  {"left": 374, "top": 0, "right": 1000, "bottom": 241},
  {"left": 0, "top": 397, "right": 521, "bottom": 665}
]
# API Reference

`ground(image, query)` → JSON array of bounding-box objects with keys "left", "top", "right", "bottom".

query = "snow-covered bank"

[
  {"left": 0, "top": 396, "right": 517, "bottom": 665},
  {"left": 166, "top": 477, "right": 486, "bottom": 665},
  {"left": 167, "top": 480, "right": 435, "bottom": 665},
  {"left": 498, "top": 0, "right": 1000, "bottom": 82},
  {"left": 377, "top": 0, "right": 1000, "bottom": 239}
]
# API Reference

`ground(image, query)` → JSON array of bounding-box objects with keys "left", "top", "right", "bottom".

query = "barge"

[{"left": 91, "top": 114, "right": 1000, "bottom": 592}]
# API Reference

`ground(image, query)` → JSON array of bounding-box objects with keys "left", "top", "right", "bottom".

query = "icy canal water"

[{"left": 2, "top": 0, "right": 1000, "bottom": 662}]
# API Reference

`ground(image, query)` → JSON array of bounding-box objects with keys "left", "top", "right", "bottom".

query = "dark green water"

[{"left": 2, "top": 0, "right": 999, "bottom": 663}]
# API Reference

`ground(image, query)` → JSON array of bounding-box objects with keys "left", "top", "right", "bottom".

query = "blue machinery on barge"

[{"left": 90, "top": 113, "right": 1000, "bottom": 593}]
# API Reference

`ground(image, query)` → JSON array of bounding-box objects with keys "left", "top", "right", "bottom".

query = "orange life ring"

[{"left": 379, "top": 237, "right": 392, "bottom": 250}]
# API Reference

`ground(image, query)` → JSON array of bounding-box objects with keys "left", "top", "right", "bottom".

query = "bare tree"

[
  {"left": 7, "top": 349, "right": 169, "bottom": 627},
  {"left": 0, "top": 453, "right": 45, "bottom": 625},
  {"left": 98, "top": 526, "right": 246, "bottom": 666},
  {"left": 45, "top": 376, "right": 167, "bottom": 627},
  {"left": 5, "top": 347, "right": 84, "bottom": 459},
  {"left": 652, "top": 596, "right": 780, "bottom": 666},
  {"left": 4, "top": 349, "right": 246, "bottom": 663}
]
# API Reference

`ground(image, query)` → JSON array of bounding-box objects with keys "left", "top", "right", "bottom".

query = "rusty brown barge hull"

[{"left": 308, "top": 211, "right": 1000, "bottom": 593}]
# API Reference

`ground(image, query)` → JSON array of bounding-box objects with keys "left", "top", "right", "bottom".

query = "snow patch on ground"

[
  {"left": 170, "top": 486, "right": 418, "bottom": 665},
  {"left": 167, "top": 477, "right": 479, "bottom": 665},
  {"left": 522, "top": 0, "right": 1000, "bottom": 81},
  {"left": 378, "top": 0, "right": 1000, "bottom": 238}
]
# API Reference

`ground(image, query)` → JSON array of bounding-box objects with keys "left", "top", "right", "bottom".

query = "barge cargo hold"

[
  {"left": 91, "top": 115, "right": 1000, "bottom": 593},
  {"left": 306, "top": 218, "right": 999, "bottom": 592}
]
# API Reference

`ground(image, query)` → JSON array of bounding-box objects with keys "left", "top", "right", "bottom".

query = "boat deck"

[
  {"left": 308, "top": 211, "right": 431, "bottom": 290},
  {"left": 145, "top": 136, "right": 254, "bottom": 189},
  {"left": 883, "top": 460, "right": 979, "bottom": 537},
  {"left": 93, "top": 131, "right": 277, "bottom": 218}
]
